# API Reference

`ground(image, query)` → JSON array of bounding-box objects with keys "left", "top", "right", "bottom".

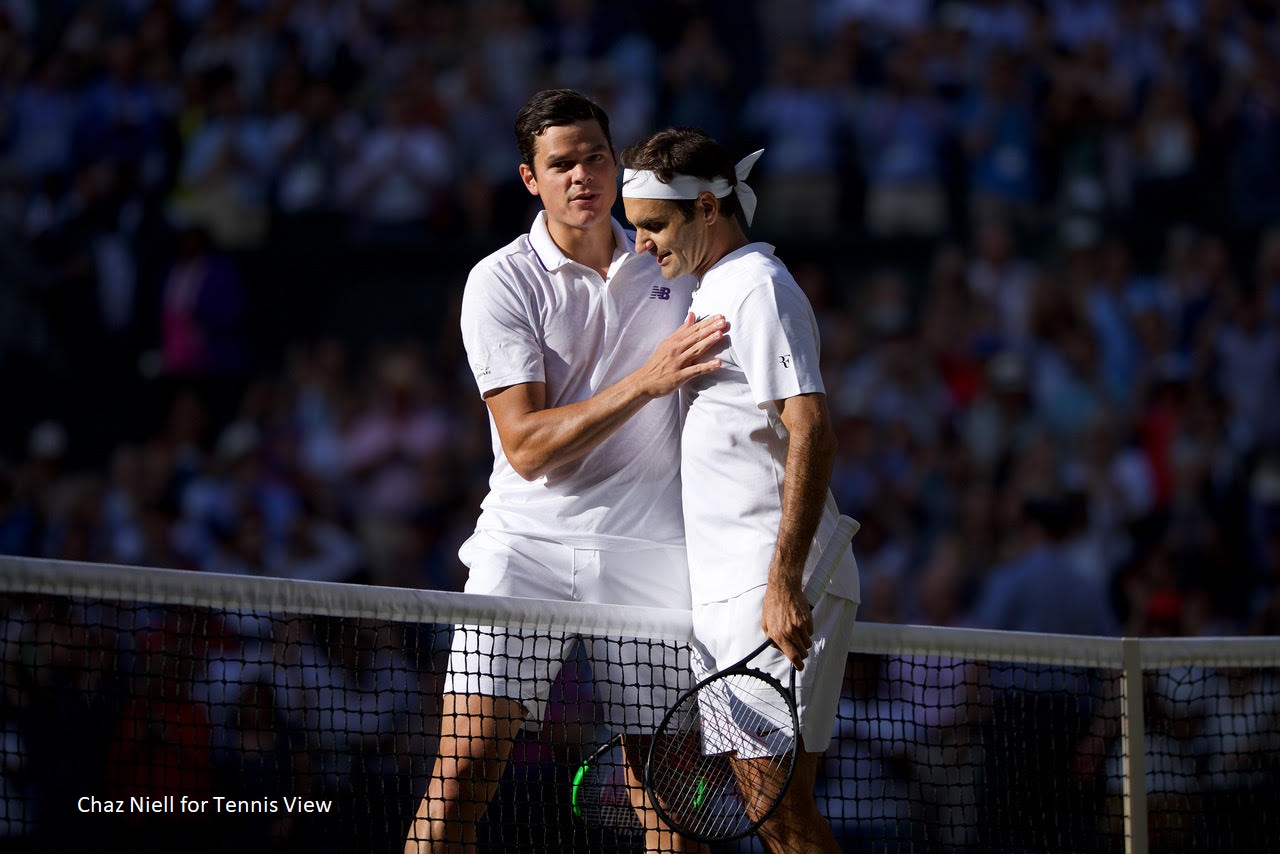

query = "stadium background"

[{"left": 1, "top": 0, "right": 1280, "bottom": 847}]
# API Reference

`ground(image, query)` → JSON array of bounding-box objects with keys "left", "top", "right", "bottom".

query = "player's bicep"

[
  {"left": 460, "top": 270, "right": 545, "bottom": 392},
  {"left": 734, "top": 287, "right": 823, "bottom": 406}
]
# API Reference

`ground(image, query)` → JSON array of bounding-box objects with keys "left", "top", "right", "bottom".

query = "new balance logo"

[{"left": 650, "top": 286, "right": 672, "bottom": 300}]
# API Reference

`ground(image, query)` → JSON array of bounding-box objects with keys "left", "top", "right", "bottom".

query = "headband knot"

[{"left": 622, "top": 149, "right": 765, "bottom": 225}]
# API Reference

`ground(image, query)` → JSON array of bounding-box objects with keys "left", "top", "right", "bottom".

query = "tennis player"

[
  {"left": 622, "top": 127, "right": 860, "bottom": 853},
  {"left": 404, "top": 91, "right": 722, "bottom": 854}
]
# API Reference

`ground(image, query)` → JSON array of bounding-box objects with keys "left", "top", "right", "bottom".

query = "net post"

[{"left": 1120, "top": 638, "right": 1149, "bottom": 854}]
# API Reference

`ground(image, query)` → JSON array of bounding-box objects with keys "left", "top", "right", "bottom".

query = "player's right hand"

[{"left": 638, "top": 312, "right": 726, "bottom": 398}]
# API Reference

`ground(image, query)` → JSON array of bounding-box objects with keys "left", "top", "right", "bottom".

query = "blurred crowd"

[{"left": 1, "top": 0, "right": 1280, "bottom": 640}]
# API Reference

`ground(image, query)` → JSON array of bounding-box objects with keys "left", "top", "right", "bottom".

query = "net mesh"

[{"left": 2, "top": 557, "right": 1280, "bottom": 853}]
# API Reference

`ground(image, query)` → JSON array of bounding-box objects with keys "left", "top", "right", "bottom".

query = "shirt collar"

[
  {"left": 529, "top": 211, "right": 631, "bottom": 273},
  {"left": 700, "top": 242, "right": 775, "bottom": 284}
]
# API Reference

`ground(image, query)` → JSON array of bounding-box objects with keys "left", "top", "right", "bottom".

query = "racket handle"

[{"left": 802, "top": 515, "right": 860, "bottom": 605}]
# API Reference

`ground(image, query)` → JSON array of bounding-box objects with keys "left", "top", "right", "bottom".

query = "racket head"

[
  {"left": 570, "top": 733, "right": 645, "bottom": 837},
  {"left": 644, "top": 664, "right": 799, "bottom": 842}
]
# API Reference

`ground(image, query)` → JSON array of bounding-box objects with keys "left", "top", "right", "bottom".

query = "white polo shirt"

[
  {"left": 460, "top": 212, "right": 694, "bottom": 549},
  {"left": 681, "top": 243, "right": 860, "bottom": 605}
]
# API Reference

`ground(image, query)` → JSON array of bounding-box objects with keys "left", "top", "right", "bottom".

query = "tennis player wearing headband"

[{"left": 622, "top": 127, "right": 860, "bottom": 853}]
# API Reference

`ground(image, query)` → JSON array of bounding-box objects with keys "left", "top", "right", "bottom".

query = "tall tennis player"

[{"left": 402, "top": 91, "right": 721, "bottom": 854}]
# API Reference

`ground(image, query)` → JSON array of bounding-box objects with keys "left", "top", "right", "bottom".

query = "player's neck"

[
  {"left": 695, "top": 225, "right": 749, "bottom": 281},
  {"left": 547, "top": 217, "right": 617, "bottom": 278}
]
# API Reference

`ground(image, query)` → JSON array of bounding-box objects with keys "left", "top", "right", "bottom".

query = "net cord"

[
  {"left": 3, "top": 555, "right": 1279, "bottom": 668},
  {"left": 0, "top": 555, "right": 693, "bottom": 641}
]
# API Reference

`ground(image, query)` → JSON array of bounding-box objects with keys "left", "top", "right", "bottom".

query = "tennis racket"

[
  {"left": 569, "top": 733, "right": 645, "bottom": 837},
  {"left": 643, "top": 514, "right": 860, "bottom": 842}
]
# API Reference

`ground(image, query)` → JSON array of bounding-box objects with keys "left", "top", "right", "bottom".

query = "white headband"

[{"left": 622, "top": 149, "right": 765, "bottom": 225}]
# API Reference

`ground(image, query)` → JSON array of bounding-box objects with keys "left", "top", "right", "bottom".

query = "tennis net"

[{"left": 2, "top": 556, "right": 1279, "bottom": 853}]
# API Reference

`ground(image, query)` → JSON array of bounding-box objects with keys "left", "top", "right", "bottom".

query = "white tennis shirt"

[
  {"left": 460, "top": 212, "right": 694, "bottom": 549},
  {"left": 682, "top": 243, "right": 860, "bottom": 605}
]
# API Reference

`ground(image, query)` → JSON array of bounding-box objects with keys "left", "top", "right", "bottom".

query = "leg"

[
  {"left": 734, "top": 750, "right": 841, "bottom": 854},
  {"left": 404, "top": 693, "right": 527, "bottom": 854},
  {"left": 620, "top": 734, "right": 708, "bottom": 854}
]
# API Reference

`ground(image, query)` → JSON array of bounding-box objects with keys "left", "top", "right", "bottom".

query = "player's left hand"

[{"left": 761, "top": 582, "right": 814, "bottom": 671}]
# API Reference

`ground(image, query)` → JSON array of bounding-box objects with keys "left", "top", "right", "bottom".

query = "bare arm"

[
  {"left": 761, "top": 392, "right": 838, "bottom": 670},
  {"left": 487, "top": 312, "right": 725, "bottom": 481}
]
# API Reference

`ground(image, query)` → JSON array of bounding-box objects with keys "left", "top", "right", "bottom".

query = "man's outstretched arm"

[{"left": 488, "top": 312, "right": 725, "bottom": 481}]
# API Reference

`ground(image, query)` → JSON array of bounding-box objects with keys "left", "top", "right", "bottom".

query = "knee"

[
  {"left": 404, "top": 806, "right": 465, "bottom": 853},
  {"left": 402, "top": 821, "right": 437, "bottom": 854},
  {"left": 757, "top": 790, "right": 826, "bottom": 848},
  {"left": 404, "top": 778, "right": 472, "bottom": 851},
  {"left": 425, "top": 776, "right": 472, "bottom": 824}
]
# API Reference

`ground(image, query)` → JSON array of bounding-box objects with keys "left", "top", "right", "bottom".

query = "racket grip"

[{"left": 802, "top": 515, "right": 860, "bottom": 604}]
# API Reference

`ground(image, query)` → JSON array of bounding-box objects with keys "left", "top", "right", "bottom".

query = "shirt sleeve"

[
  {"left": 459, "top": 263, "right": 544, "bottom": 396},
  {"left": 733, "top": 278, "right": 825, "bottom": 407}
]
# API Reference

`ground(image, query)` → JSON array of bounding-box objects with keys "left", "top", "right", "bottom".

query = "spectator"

[
  {"left": 1195, "top": 665, "right": 1280, "bottom": 851},
  {"left": 210, "top": 674, "right": 305, "bottom": 845},
  {"left": 439, "top": 58, "right": 526, "bottom": 236},
  {"left": 1131, "top": 75, "right": 1202, "bottom": 233},
  {"left": 338, "top": 78, "right": 453, "bottom": 245},
  {"left": 170, "top": 67, "right": 272, "bottom": 248},
  {"left": 966, "top": 217, "right": 1040, "bottom": 348},
  {"left": 1211, "top": 284, "right": 1280, "bottom": 452},
  {"left": 284, "top": 0, "right": 377, "bottom": 83},
  {"left": 1027, "top": 272, "right": 1110, "bottom": 445},
  {"left": 960, "top": 49, "right": 1041, "bottom": 228},
  {"left": 73, "top": 32, "right": 171, "bottom": 187},
  {"left": 179, "top": 0, "right": 269, "bottom": 107},
  {"left": 741, "top": 41, "right": 847, "bottom": 238},
  {"left": 267, "top": 502, "right": 363, "bottom": 583},
  {"left": 1218, "top": 51, "right": 1280, "bottom": 233},
  {"left": 340, "top": 344, "right": 451, "bottom": 585},
  {"left": 157, "top": 224, "right": 249, "bottom": 392},
  {"left": 0, "top": 702, "right": 31, "bottom": 848},
  {"left": 819, "top": 653, "right": 919, "bottom": 851},
  {"left": 960, "top": 348, "right": 1040, "bottom": 473},
  {"left": 1046, "top": 0, "right": 1117, "bottom": 54},
  {"left": 0, "top": 49, "right": 76, "bottom": 187},
  {"left": 853, "top": 34, "right": 953, "bottom": 238},
  {"left": 968, "top": 493, "right": 1119, "bottom": 636},
  {"left": 268, "top": 75, "right": 361, "bottom": 233},
  {"left": 660, "top": 17, "right": 734, "bottom": 140},
  {"left": 104, "top": 626, "right": 215, "bottom": 849}
]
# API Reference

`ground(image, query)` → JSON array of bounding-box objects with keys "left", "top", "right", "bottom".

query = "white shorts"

[
  {"left": 444, "top": 530, "right": 693, "bottom": 732},
  {"left": 691, "top": 587, "right": 858, "bottom": 756}
]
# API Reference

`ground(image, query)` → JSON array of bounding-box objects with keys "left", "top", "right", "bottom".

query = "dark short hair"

[
  {"left": 514, "top": 89, "right": 614, "bottom": 170},
  {"left": 620, "top": 127, "right": 743, "bottom": 222}
]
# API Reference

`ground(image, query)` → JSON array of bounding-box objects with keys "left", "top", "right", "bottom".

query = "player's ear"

[
  {"left": 519, "top": 163, "right": 538, "bottom": 197},
  {"left": 699, "top": 191, "right": 719, "bottom": 226}
]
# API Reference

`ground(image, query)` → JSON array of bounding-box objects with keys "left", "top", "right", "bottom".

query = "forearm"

[
  {"left": 769, "top": 431, "right": 835, "bottom": 592},
  {"left": 768, "top": 396, "right": 837, "bottom": 594},
  {"left": 760, "top": 394, "right": 837, "bottom": 667},
  {"left": 498, "top": 374, "right": 659, "bottom": 480}
]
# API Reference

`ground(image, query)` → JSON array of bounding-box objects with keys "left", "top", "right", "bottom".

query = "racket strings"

[
  {"left": 647, "top": 670, "right": 798, "bottom": 839},
  {"left": 572, "top": 739, "right": 646, "bottom": 836}
]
